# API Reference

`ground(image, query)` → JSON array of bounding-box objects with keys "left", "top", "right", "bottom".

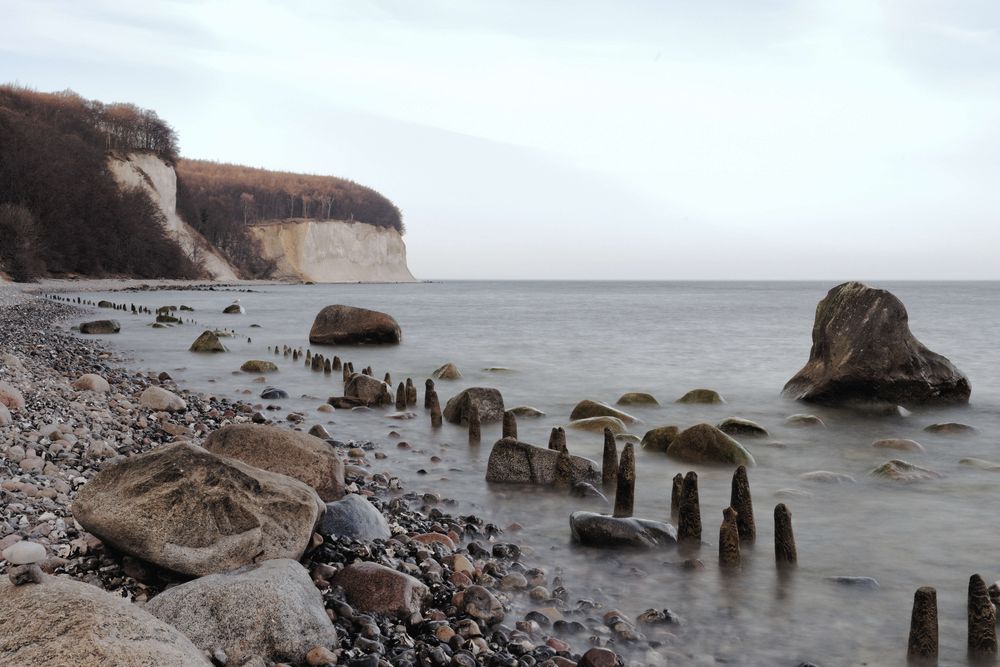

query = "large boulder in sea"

[
  {"left": 665, "top": 423, "right": 756, "bottom": 466},
  {"left": 203, "top": 424, "right": 346, "bottom": 502},
  {"left": 72, "top": 441, "right": 324, "bottom": 577},
  {"left": 640, "top": 425, "right": 679, "bottom": 452},
  {"left": 343, "top": 374, "right": 392, "bottom": 407},
  {"left": 783, "top": 282, "right": 971, "bottom": 408},
  {"left": 309, "top": 305, "right": 401, "bottom": 345},
  {"left": 570, "top": 511, "right": 677, "bottom": 549},
  {"left": 190, "top": 330, "right": 227, "bottom": 352},
  {"left": 0, "top": 574, "right": 211, "bottom": 665},
  {"left": 570, "top": 399, "right": 639, "bottom": 424},
  {"left": 486, "top": 438, "right": 599, "bottom": 485},
  {"left": 145, "top": 559, "right": 337, "bottom": 666},
  {"left": 444, "top": 387, "right": 505, "bottom": 424}
]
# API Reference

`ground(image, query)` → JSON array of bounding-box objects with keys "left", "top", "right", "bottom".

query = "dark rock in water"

[
  {"left": 444, "top": 387, "right": 505, "bottom": 424},
  {"left": 223, "top": 303, "right": 244, "bottom": 314},
  {"left": 782, "top": 281, "right": 970, "bottom": 408},
  {"left": 825, "top": 576, "right": 879, "bottom": 590},
  {"left": 80, "top": 320, "right": 120, "bottom": 334},
  {"left": 717, "top": 417, "right": 768, "bottom": 438},
  {"left": 308, "top": 424, "right": 330, "bottom": 439},
  {"left": 785, "top": 413, "right": 826, "bottom": 428},
  {"left": 968, "top": 574, "right": 998, "bottom": 658},
  {"left": 870, "top": 459, "right": 942, "bottom": 483},
  {"left": 241, "top": 360, "right": 278, "bottom": 373},
  {"left": 261, "top": 387, "right": 289, "bottom": 400},
  {"left": 433, "top": 362, "right": 462, "bottom": 380},
  {"left": 318, "top": 494, "right": 391, "bottom": 541},
  {"left": 924, "top": 422, "right": 978, "bottom": 436},
  {"left": 570, "top": 399, "right": 639, "bottom": 424},
  {"left": 616, "top": 392, "right": 659, "bottom": 406},
  {"left": 485, "top": 438, "right": 598, "bottom": 485},
  {"left": 570, "top": 511, "right": 677, "bottom": 549},
  {"left": 908, "top": 586, "right": 938, "bottom": 661},
  {"left": 640, "top": 425, "right": 679, "bottom": 453},
  {"left": 665, "top": 423, "right": 756, "bottom": 467},
  {"left": 676, "top": 388, "right": 724, "bottom": 404},
  {"left": 308, "top": 305, "right": 401, "bottom": 345},
  {"left": 189, "top": 330, "right": 227, "bottom": 353},
  {"left": 344, "top": 374, "right": 392, "bottom": 407},
  {"left": 97, "top": 300, "right": 114, "bottom": 308}
]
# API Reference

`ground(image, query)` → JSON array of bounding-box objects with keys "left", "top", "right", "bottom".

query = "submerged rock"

[
  {"left": 72, "top": 441, "right": 324, "bottom": 576},
  {"left": 318, "top": 494, "right": 391, "bottom": 541},
  {"left": 870, "top": 459, "right": 942, "bottom": 482},
  {"left": 203, "top": 423, "right": 346, "bottom": 501},
  {"left": 433, "top": 362, "right": 462, "bottom": 380},
  {"left": 717, "top": 417, "right": 768, "bottom": 438},
  {"left": 872, "top": 438, "right": 925, "bottom": 452},
  {"left": 826, "top": 576, "right": 880, "bottom": 590},
  {"left": 309, "top": 305, "right": 401, "bottom": 345},
  {"left": 261, "top": 387, "right": 289, "bottom": 400},
  {"left": 570, "top": 511, "right": 677, "bottom": 548},
  {"left": 486, "top": 438, "right": 599, "bottom": 485},
  {"left": 640, "top": 425, "right": 679, "bottom": 452},
  {"left": 785, "top": 414, "right": 825, "bottom": 428},
  {"left": 443, "top": 387, "right": 505, "bottom": 424},
  {"left": 570, "top": 400, "right": 639, "bottom": 424},
  {"left": 567, "top": 416, "right": 628, "bottom": 434},
  {"left": 510, "top": 405, "right": 545, "bottom": 418},
  {"left": 676, "top": 389, "right": 724, "bottom": 404},
  {"left": 146, "top": 559, "right": 336, "bottom": 665},
  {"left": 189, "top": 330, "right": 227, "bottom": 352},
  {"left": 924, "top": 422, "right": 978, "bottom": 436},
  {"left": 799, "top": 470, "right": 856, "bottom": 484},
  {"left": 616, "top": 392, "right": 659, "bottom": 406},
  {"left": 344, "top": 374, "right": 392, "bottom": 407},
  {"left": 665, "top": 423, "right": 756, "bottom": 467},
  {"left": 0, "top": 575, "right": 211, "bottom": 665},
  {"left": 782, "top": 281, "right": 970, "bottom": 408}
]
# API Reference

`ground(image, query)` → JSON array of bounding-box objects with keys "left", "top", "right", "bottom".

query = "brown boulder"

[
  {"left": 204, "top": 424, "right": 345, "bottom": 501},
  {"left": 486, "top": 438, "right": 599, "bottom": 485},
  {"left": 640, "top": 425, "right": 679, "bottom": 452},
  {"left": 344, "top": 374, "right": 392, "bottom": 407},
  {"left": 665, "top": 423, "right": 756, "bottom": 467},
  {"left": 332, "top": 562, "right": 428, "bottom": 617},
  {"left": 309, "top": 305, "right": 401, "bottom": 345},
  {"left": 443, "top": 387, "right": 505, "bottom": 424},
  {"left": 570, "top": 400, "right": 639, "bottom": 424}
]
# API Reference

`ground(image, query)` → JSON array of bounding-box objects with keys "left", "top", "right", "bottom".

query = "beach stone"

[
  {"left": 616, "top": 392, "right": 659, "bottom": 406},
  {"left": 309, "top": 305, "right": 401, "bottom": 345},
  {"left": 190, "top": 330, "right": 227, "bottom": 352},
  {"left": 570, "top": 400, "right": 639, "bottom": 424},
  {"left": 870, "top": 459, "right": 942, "bottom": 482},
  {"left": 567, "top": 416, "right": 627, "bottom": 434},
  {"left": 924, "top": 422, "right": 978, "bottom": 436},
  {"left": 2, "top": 540, "right": 45, "bottom": 565},
  {"left": 676, "top": 389, "right": 724, "bottom": 404},
  {"left": 785, "top": 414, "right": 825, "bottom": 428},
  {"left": 872, "top": 438, "right": 925, "bottom": 452},
  {"left": 223, "top": 302, "right": 243, "bottom": 314},
  {"left": 309, "top": 424, "right": 331, "bottom": 439},
  {"left": 640, "top": 425, "right": 679, "bottom": 452},
  {"left": 665, "top": 423, "right": 756, "bottom": 466},
  {"left": 783, "top": 281, "right": 970, "bottom": 408},
  {"left": 486, "top": 438, "right": 599, "bottom": 485},
  {"left": 826, "top": 576, "right": 880, "bottom": 589},
  {"left": 0, "top": 381, "right": 25, "bottom": 410},
  {"left": 204, "top": 424, "right": 345, "bottom": 501},
  {"left": 146, "top": 559, "right": 337, "bottom": 665},
  {"left": 72, "top": 441, "right": 324, "bottom": 576},
  {"left": 433, "top": 362, "right": 462, "bottom": 380},
  {"left": 717, "top": 417, "right": 768, "bottom": 438},
  {"left": 578, "top": 647, "right": 622, "bottom": 667},
  {"left": 71, "top": 373, "right": 110, "bottom": 393},
  {"left": 79, "top": 319, "right": 120, "bottom": 334},
  {"left": 0, "top": 575, "right": 210, "bottom": 664},
  {"left": 241, "top": 360, "right": 278, "bottom": 373},
  {"left": 344, "top": 374, "right": 393, "bottom": 407},
  {"left": 799, "top": 470, "right": 856, "bottom": 484},
  {"left": 332, "top": 562, "right": 428, "bottom": 617},
  {"left": 510, "top": 406, "right": 545, "bottom": 417},
  {"left": 458, "top": 585, "right": 505, "bottom": 625},
  {"left": 318, "top": 494, "right": 391, "bottom": 541},
  {"left": 139, "top": 385, "right": 187, "bottom": 412},
  {"left": 444, "top": 387, "right": 505, "bottom": 424},
  {"left": 570, "top": 511, "right": 677, "bottom": 549}
]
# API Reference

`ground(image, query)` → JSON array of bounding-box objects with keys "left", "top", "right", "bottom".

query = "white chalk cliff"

[
  {"left": 107, "top": 153, "right": 239, "bottom": 281},
  {"left": 249, "top": 219, "right": 416, "bottom": 283}
]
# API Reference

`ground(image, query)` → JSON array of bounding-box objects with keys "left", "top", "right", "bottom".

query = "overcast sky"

[{"left": 2, "top": 0, "right": 998, "bottom": 279}]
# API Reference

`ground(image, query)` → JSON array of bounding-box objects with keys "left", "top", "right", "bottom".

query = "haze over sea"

[{"left": 65, "top": 279, "right": 1000, "bottom": 665}]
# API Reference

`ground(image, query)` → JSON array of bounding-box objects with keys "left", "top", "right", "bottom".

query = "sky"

[{"left": 1, "top": 0, "right": 999, "bottom": 279}]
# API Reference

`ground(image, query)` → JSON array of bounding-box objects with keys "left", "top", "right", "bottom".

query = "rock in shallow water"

[
  {"left": 567, "top": 416, "right": 627, "bottom": 434},
  {"left": 676, "top": 388, "right": 724, "bottom": 404},
  {"left": 570, "top": 511, "right": 677, "bottom": 548},
  {"left": 309, "top": 304, "right": 401, "bottom": 345},
  {"left": 444, "top": 387, "right": 505, "bottom": 424},
  {"left": 870, "top": 459, "right": 942, "bottom": 483},
  {"left": 717, "top": 417, "right": 768, "bottom": 438},
  {"left": 146, "top": 559, "right": 337, "bottom": 666},
  {"left": 640, "top": 425, "right": 679, "bottom": 452},
  {"left": 616, "top": 392, "right": 659, "bottom": 406},
  {"left": 79, "top": 319, "right": 120, "bottom": 334},
  {"left": 782, "top": 281, "right": 970, "bottom": 408},
  {"left": 486, "top": 438, "right": 598, "bottom": 485},
  {"left": 189, "top": 330, "right": 227, "bottom": 352},
  {"left": 570, "top": 399, "right": 639, "bottom": 424},
  {"left": 665, "top": 423, "right": 756, "bottom": 467}
]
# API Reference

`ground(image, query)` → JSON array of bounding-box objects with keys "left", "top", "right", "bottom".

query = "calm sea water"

[{"left": 64, "top": 281, "right": 1000, "bottom": 666}]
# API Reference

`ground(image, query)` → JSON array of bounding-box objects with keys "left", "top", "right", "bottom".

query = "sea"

[{"left": 62, "top": 281, "right": 1000, "bottom": 666}]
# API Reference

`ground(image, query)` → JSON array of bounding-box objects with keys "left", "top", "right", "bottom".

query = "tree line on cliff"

[{"left": 0, "top": 85, "right": 404, "bottom": 281}]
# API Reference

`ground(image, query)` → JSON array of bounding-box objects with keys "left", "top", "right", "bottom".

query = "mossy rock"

[
  {"left": 675, "top": 389, "right": 724, "bottom": 404},
  {"left": 616, "top": 392, "right": 659, "bottom": 406},
  {"left": 570, "top": 400, "right": 639, "bottom": 424},
  {"left": 640, "top": 426, "right": 679, "bottom": 453},
  {"left": 665, "top": 423, "right": 755, "bottom": 467}
]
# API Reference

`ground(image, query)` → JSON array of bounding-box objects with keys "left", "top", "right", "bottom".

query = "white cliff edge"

[
  {"left": 107, "top": 152, "right": 239, "bottom": 281},
  {"left": 249, "top": 219, "right": 416, "bottom": 283}
]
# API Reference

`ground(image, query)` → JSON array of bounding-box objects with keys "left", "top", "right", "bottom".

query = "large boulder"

[
  {"left": 203, "top": 424, "right": 346, "bottom": 502},
  {"left": 146, "top": 559, "right": 337, "bottom": 665},
  {"left": 570, "top": 400, "right": 639, "bottom": 424},
  {"left": 783, "top": 282, "right": 971, "bottom": 408},
  {"left": 241, "top": 360, "right": 278, "bottom": 373},
  {"left": 79, "top": 320, "right": 120, "bottom": 334},
  {"left": 139, "top": 386, "right": 186, "bottom": 412},
  {"left": 318, "top": 494, "right": 391, "bottom": 541},
  {"left": 433, "top": 362, "right": 462, "bottom": 380},
  {"left": 665, "top": 423, "right": 756, "bottom": 466},
  {"left": 870, "top": 459, "right": 943, "bottom": 483},
  {"left": 616, "top": 392, "right": 659, "bottom": 406},
  {"left": 343, "top": 374, "right": 392, "bottom": 407},
  {"left": 189, "top": 330, "right": 227, "bottom": 352},
  {"left": 676, "top": 389, "right": 724, "bottom": 404},
  {"left": 72, "top": 441, "right": 324, "bottom": 577},
  {"left": 640, "top": 425, "right": 679, "bottom": 452},
  {"left": 332, "top": 562, "right": 428, "bottom": 617},
  {"left": 0, "top": 575, "right": 210, "bottom": 665},
  {"left": 570, "top": 511, "right": 677, "bottom": 549},
  {"left": 486, "top": 438, "right": 599, "bottom": 485},
  {"left": 444, "top": 387, "right": 505, "bottom": 424},
  {"left": 309, "top": 305, "right": 401, "bottom": 345},
  {"left": 72, "top": 374, "right": 110, "bottom": 393}
]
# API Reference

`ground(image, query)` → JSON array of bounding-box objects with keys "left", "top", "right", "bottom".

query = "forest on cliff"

[{"left": 0, "top": 85, "right": 404, "bottom": 281}]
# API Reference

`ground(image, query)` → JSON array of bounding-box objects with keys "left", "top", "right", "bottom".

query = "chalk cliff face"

[
  {"left": 107, "top": 153, "right": 240, "bottom": 280},
  {"left": 249, "top": 219, "right": 416, "bottom": 283}
]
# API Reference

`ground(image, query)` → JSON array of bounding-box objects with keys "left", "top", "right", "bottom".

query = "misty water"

[{"left": 64, "top": 281, "right": 1000, "bottom": 666}]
